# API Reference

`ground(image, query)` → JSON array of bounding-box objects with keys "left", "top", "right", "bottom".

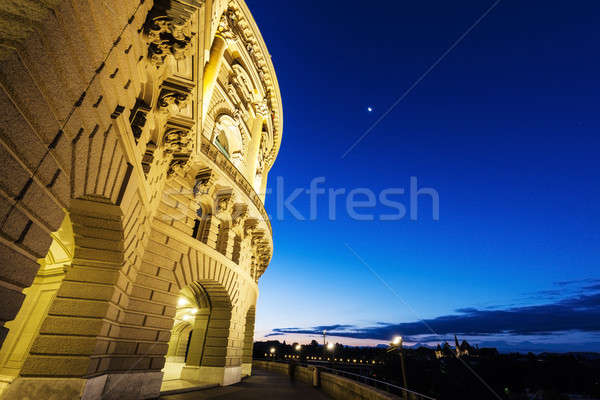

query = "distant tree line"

[{"left": 254, "top": 340, "right": 600, "bottom": 400}]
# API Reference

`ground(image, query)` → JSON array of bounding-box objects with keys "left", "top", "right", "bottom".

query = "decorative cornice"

[{"left": 221, "top": 2, "right": 283, "bottom": 168}]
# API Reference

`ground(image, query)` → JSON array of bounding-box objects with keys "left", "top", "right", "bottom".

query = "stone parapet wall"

[{"left": 253, "top": 361, "right": 402, "bottom": 400}]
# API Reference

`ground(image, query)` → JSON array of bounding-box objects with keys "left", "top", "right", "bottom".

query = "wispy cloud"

[{"left": 555, "top": 278, "right": 600, "bottom": 287}]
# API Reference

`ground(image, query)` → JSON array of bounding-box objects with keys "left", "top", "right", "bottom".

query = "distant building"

[{"left": 435, "top": 336, "right": 477, "bottom": 359}]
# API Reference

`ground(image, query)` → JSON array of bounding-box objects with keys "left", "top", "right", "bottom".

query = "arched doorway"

[{"left": 162, "top": 285, "right": 211, "bottom": 382}]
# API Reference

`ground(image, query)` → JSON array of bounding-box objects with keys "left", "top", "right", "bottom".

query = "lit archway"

[
  {"left": 0, "top": 214, "right": 74, "bottom": 384},
  {"left": 162, "top": 285, "right": 210, "bottom": 382}
]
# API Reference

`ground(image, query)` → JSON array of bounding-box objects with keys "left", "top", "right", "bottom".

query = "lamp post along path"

[{"left": 389, "top": 336, "right": 409, "bottom": 400}]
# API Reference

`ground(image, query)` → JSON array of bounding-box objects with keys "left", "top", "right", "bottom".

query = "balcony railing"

[{"left": 199, "top": 136, "right": 272, "bottom": 235}]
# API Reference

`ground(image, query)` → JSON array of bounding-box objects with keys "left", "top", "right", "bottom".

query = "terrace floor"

[{"left": 159, "top": 368, "right": 331, "bottom": 400}]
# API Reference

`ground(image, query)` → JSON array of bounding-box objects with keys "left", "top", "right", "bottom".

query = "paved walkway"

[{"left": 159, "top": 368, "right": 331, "bottom": 400}]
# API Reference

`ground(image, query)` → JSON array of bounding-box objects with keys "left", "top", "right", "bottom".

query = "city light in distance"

[
  {"left": 270, "top": 347, "right": 276, "bottom": 353},
  {"left": 327, "top": 342, "right": 335, "bottom": 351},
  {"left": 392, "top": 336, "right": 402, "bottom": 346}
]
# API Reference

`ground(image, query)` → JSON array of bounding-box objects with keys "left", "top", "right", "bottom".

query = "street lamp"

[
  {"left": 177, "top": 297, "right": 189, "bottom": 307},
  {"left": 326, "top": 342, "right": 335, "bottom": 351},
  {"left": 270, "top": 347, "right": 276, "bottom": 358},
  {"left": 389, "top": 336, "right": 408, "bottom": 400},
  {"left": 295, "top": 344, "right": 302, "bottom": 351}
]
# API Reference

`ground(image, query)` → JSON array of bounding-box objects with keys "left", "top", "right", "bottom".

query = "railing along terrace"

[{"left": 255, "top": 359, "right": 436, "bottom": 400}]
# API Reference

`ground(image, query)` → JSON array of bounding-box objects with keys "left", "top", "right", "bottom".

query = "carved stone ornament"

[
  {"left": 167, "top": 153, "right": 191, "bottom": 177},
  {"left": 158, "top": 88, "right": 190, "bottom": 115},
  {"left": 256, "top": 132, "right": 267, "bottom": 173},
  {"left": 253, "top": 98, "right": 269, "bottom": 118},
  {"left": 215, "top": 192, "right": 235, "bottom": 217},
  {"left": 163, "top": 127, "right": 192, "bottom": 154},
  {"left": 231, "top": 65, "right": 254, "bottom": 104},
  {"left": 243, "top": 220, "right": 256, "bottom": 238},
  {"left": 194, "top": 169, "right": 216, "bottom": 197},
  {"left": 143, "top": 0, "right": 196, "bottom": 66},
  {"left": 231, "top": 207, "right": 248, "bottom": 228},
  {"left": 216, "top": 10, "right": 237, "bottom": 42}
]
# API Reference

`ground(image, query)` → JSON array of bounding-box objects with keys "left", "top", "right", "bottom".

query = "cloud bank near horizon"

[{"left": 264, "top": 280, "right": 600, "bottom": 351}]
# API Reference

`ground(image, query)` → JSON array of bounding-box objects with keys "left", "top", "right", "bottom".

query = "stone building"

[{"left": 0, "top": 0, "right": 282, "bottom": 398}]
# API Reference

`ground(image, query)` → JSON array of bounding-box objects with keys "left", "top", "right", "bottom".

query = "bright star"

[{"left": 367, "top": 107, "right": 373, "bottom": 112}]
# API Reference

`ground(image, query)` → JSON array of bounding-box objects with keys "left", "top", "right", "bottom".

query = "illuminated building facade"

[{"left": 0, "top": 0, "right": 282, "bottom": 398}]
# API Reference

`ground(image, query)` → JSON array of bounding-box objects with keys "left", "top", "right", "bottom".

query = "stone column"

[
  {"left": 222, "top": 228, "right": 235, "bottom": 259},
  {"left": 202, "top": 36, "right": 227, "bottom": 120},
  {"left": 201, "top": 215, "right": 220, "bottom": 249},
  {"left": 183, "top": 309, "right": 210, "bottom": 366},
  {"left": 246, "top": 118, "right": 264, "bottom": 187},
  {"left": 241, "top": 307, "right": 256, "bottom": 377}
]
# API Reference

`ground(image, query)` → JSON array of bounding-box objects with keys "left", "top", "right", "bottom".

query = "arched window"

[
  {"left": 213, "top": 114, "right": 244, "bottom": 169},
  {"left": 215, "top": 131, "right": 230, "bottom": 158}
]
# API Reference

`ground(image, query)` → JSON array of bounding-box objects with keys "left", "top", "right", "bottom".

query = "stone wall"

[{"left": 0, "top": 0, "right": 283, "bottom": 398}]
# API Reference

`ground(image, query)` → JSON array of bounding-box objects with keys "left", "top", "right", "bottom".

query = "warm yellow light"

[
  {"left": 270, "top": 347, "right": 276, "bottom": 353},
  {"left": 190, "top": 308, "right": 198, "bottom": 314},
  {"left": 182, "top": 314, "right": 192, "bottom": 321},
  {"left": 177, "top": 298, "right": 189, "bottom": 307},
  {"left": 392, "top": 336, "right": 402, "bottom": 346},
  {"left": 295, "top": 344, "right": 301, "bottom": 351},
  {"left": 326, "top": 342, "right": 334, "bottom": 351}
]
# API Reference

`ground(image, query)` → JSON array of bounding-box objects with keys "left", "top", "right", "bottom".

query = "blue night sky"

[{"left": 246, "top": 0, "right": 600, "bottom": 352}]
